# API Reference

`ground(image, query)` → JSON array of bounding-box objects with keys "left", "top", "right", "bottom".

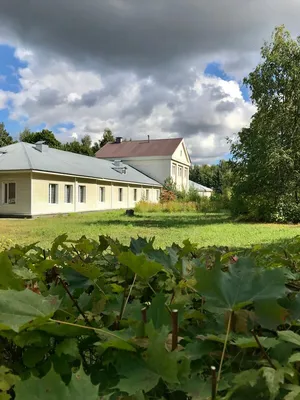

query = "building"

[
  {"left": 96, "top": 137, "right": 191, "bottom": 190},
  {"left": 0, "top": 142, "right": 161, "bottom": 217},
  {"left": 189, "top": 180, "right": 213, "bottom": 198}
]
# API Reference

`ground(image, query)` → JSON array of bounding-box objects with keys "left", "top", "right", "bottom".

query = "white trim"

[{"left": 31, "top": 170, "right": 161, "bottom": 187}]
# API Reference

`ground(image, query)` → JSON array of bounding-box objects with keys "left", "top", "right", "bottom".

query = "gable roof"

[
  {"left": 0, "top": 142, "right": 161, "bottom": 186},
  {"left": 96, "top": 138, "right": 183, "bottom": 159},
  {"left": 189, "top": 180, "right": 213, "bottom": 192}
]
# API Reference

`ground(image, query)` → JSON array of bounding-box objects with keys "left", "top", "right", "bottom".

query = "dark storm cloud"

[
  {"left": 37, "top": 88, "right": 64, "bottom": 107},
  {"left": 1, "top": 0, "right": 299, "bottom": 76}
]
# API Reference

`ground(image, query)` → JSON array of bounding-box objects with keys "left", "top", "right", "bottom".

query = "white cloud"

[{"left": 1, "top": 45, "right": 255, "bottom": 163}]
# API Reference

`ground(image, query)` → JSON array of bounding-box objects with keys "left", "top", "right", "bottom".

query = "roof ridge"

[{"left": 21, "top": 142, "right": 33, "bottom": 169}]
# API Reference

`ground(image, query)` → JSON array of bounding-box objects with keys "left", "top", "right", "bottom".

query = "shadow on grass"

[{"left": 79, "top": 212, "right": 232, "bottom": 229}]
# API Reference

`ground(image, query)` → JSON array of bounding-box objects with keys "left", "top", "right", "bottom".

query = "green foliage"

[
  {"left": 0, "top": 122, "right": 15, "bottom": 148},
  {"left": 231, "top": 26, "right": 300, "bottom": 222},
  {"left": 190, "top": 159, "right": 232, "bottom": 195},
  {"left": 20, "top": 128, "right": 62, "bottom": 148},
  {"left": 3, "top": 234, "right": 300, "bottom": 398}
]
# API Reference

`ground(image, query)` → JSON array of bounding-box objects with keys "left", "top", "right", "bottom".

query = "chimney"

[
  {"left": 115, "top": 137, "right": 123, "bottom": 144},
  {"left": 147, "top": 135, "right": 150, "bottom": 143},
  {"left": 35, "top": 141, "right": 48, "bottom": 153}
]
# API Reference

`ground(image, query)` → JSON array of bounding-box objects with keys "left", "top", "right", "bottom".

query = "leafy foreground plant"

[{"left": 2, "top": 235, "right": 300, "bottom": 399}]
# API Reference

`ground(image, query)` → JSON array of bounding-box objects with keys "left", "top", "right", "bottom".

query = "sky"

[{"left": 0, "top": 1, "right": 299, "bottom": 164}]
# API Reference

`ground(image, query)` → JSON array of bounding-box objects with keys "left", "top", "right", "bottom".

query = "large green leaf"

[
  {"left": 0, "top": 289, "right": 60, "bottom": 332},
  {"left": 55, "top": 338, "right": 80, "bottom": 358},
  {"left": 147, "top": 292, "right": 170, "bottom": 329},
  {"left": 145, "top": 324, "right": 179, "bottom": 383},
  {"left": 278, "top": 330, "right": 300, "bottom": 346},
  {"left": 115, "top": 355, "right": 159, "bottom": 395},
  {"left": 195, "top": 258, "right": 286, "bottom": 311},
  {"left": 14, "top": 366, "right": 98, "bottom": 400},
  {"left": 262, "top": 367, "right": 284, "bottom": 400},
  {"left": 0, "top": 366, "right": 19, "bottom": 391},
  {"left": 0, "top": 252, "right": 23, "bottom": 290},
  {"left": 118, "top": 251, "right": 162, "bottom": 279}
]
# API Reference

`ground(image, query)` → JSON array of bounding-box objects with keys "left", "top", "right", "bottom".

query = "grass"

[{"left": 0, "top": 211, "right": 300, "bottom": 250}]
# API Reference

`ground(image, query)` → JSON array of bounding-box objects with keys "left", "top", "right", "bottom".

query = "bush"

[
  {"left": 135, "top": 200, "right": 197, "bottom": 213},
  {"left": 2, "top": 234, "right": 300, "bottom": 399}
]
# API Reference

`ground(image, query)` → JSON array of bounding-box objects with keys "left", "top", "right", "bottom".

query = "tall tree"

[
  {"left": 231, "top": 26, "right": 300, "bottom": 221},
  {"left": 189, "top": 161, "right": 232, "bottom": 194},
  {"left": 20, "top": 129, "right": 62, "bottom": 149},
  {"left": 92, "top": 128, "right": 115, "bottom": 153},
  {"left": 0, "top": 122, "right": 15, "bottom": 147}
]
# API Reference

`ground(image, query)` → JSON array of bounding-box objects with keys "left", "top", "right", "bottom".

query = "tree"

[
  {"left": 189, "top": 161, "right": 232, "bottom": 194},
  {"left": 231, "top": 26, "right": 300, "bottom": 222},
  {"left": 20, "top": 129, "right": 62, "bottom": 149},
  {"left": 92, "top": 129, "right": 115, "bottom": 153},
  {"left": 0, "top": 122, "right": 15, "bottom": 147}
]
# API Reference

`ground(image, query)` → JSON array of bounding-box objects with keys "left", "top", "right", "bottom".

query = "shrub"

[{"left": 2, "top": 234, "right": 300, "bottom": 399}]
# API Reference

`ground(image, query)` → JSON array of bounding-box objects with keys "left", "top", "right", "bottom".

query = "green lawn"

[{"left": 0, "top": 211, "right": 299, "bottom": 249}]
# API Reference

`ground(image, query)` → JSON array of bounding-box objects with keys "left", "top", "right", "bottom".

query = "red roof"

[{"left": 96, "top": 138, "right": 182, "bottom": 158}]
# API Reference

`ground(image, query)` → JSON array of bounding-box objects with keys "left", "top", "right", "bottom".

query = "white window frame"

[
  {"left": 145, "top": 189, "right": 149, "bottom": 201},
  {"left": 99, "top": 186, "right": 105, "bottom": 202},
  {"left": 64, "top": 185, "right": 73, "bottom": 204},
  {"left": 3, "top": 182, "right": 16, "bottom": 205},
  {"left": 178, "top": 166, "right": 183, "bottom": 177},
  {"left": 49, "top": 183, "right": 58, "bottom": 204},
  {"left": 156, "top": 190, "right": 160, "bottom": 201},
  {"left": 133, "top": 188, "right": 137, "bottom": 202},
  {"left": 78, "top": 185, "right": 86, "bottom": 203},
  {"left": 172, "top": 163, "right": 176, "bottom": 177},
  {"left": 118, "top": 188, "right": 123, "bottom": 202}
]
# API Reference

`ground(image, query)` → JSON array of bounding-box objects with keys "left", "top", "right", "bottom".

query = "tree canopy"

[
  {"left": 190, "top": 160, "right": 232, "bottom": 195},
  {"left": 0, "top": 122, "right": 16, "bottom": 147},
  {"left": 16, "top": 127, "right": 115, "bottom": 157},
  {"left": 231, "top": 26, "right": 300, "bottom": 222}
]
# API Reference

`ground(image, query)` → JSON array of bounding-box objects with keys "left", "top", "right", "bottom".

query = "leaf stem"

[
  {"left": 217, "top": 310, "right": 233, "bottom": 385},
  {"left": 119, "top": 273, "right": 137, "bottom": 321},
  {"left": 251, "top": 329, "right": 276, "bottom": 369},
  {"left": 58, "top": 276, "right": 91, "bottom": 326},
  {"left": 48, "top": 318, "right": 130, "bottom": 342}
]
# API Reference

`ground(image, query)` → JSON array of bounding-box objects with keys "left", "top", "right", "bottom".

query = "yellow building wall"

[
  {"left": 0, "top": 172, "right": 31, "bottom": 216},
  {"left": 31, "top": 172, "right": 160, "bottom": 216}
]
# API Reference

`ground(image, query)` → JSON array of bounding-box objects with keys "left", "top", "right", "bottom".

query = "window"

[
  {"left": 156, "top": 190, "right": 160, "bottom": 201},
  {"left": 3, "top": 182, "right": 16, "bottom": 204},
  {"left": 133, "top": 188, "right": 137, "bottom": 202},
  {"left": 145, "top": 189, "right": 149, "bottom": 201},
  {"left": 185, "top": 168, "right": 189, "bottom": 180},
  {"left": 78, "top": 185, "right": 86, "bottom": 203},
  {"left": 99, "top": 187, "right": 105, "bottom": 202},
  {"left": 180, "top": 150, "right": 183, "bottom": 157},
  {"left": 64, "top": 185, "right": 73, "bottom": 203},
  {"left": 172, "top": 163, "right": 176, "bottom": 177},
  {"left": 118, "top": 188, "right": 123, "bottom": 202},
  {"left": 178, "top": 166, "right": 182, "bottom": 177},
  {"left": 49, "top": 184, "right": 58, "bottom": 204}
]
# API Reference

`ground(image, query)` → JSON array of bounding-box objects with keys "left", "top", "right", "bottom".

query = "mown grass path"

[{"left": 1, "top": 211, "right": 299, "bottom": 249}]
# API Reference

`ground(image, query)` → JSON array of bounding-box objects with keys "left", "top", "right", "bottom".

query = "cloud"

[{"left": 2, "top": 0, "right": 297, "bottom": 162}]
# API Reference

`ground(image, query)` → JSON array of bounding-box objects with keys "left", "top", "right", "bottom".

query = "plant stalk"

[
  {"left": 119, "top": 273, "right": 137, "bottom": 321},
  {"left": 171, "top": 309, "right": 179, "bottom": 351},
  {"left": 251, "top": 329, "right": 276, "bottom": 369},
  {"left": 141, "top": 307, "right": 147, "bottom": 323},
  {"left": 217, "top": 310, "right": 233, "bottom": 385},
  {"left": 58, "top": 276, "right": 91, "bottom": 326},
  {"left": 49, "top": 318, "right": 129, "bottom": 342},
  {"left": 211, "top": 366, "right": 217, "bottom": 400}
]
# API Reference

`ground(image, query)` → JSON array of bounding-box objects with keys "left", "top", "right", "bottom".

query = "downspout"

[
  {"left": 111, "top": 182, "right": 113, "bottom": 210},
  {"left": 30, "top": 171, "right": 33, "bottom": 217},
  {"left": 74, "top": 177, "right": 77, "bottom": 213}
]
